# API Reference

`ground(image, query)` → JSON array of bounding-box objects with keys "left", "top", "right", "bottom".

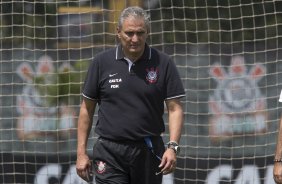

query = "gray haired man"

[{"left": 76, "top": 6, "right": 185, "bottom": 184}]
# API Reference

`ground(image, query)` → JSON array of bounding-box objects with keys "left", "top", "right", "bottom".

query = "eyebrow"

[{"left": 124, "top": 31, "right": 146, "bottom": 36}]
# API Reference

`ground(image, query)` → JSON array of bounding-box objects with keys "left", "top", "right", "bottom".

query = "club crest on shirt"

[
  {"left": 146, "top": 67, "right": 158, "bottom": 83},
  {"left": 96, "top": 161, "right": 106, "bottom": 174}
]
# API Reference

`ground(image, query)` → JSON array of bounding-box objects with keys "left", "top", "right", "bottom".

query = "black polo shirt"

[{"left": 82, "top": 44, "right": 185, "bottom": 141}]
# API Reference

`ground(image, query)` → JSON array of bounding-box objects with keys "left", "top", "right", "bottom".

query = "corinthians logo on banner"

[
  {"left": 16, "top": 55, "right": 76, "bottom": 141},
  {"left": 209, "top": 56, "right": 267, "bottom": 142}
]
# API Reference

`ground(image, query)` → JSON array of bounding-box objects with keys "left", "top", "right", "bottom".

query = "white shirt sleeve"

[{"left": 280, "top": 90, "right": 282, "bottom": 102}]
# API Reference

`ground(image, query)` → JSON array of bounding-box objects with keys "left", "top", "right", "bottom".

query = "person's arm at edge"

[
  {"left": 76, "top": 97, "right": 97, "bottom": 181},
  {"left": 274, "top": 115, "right": 282, "bottom": 183},
  {"left": 159, "top": 98, "right": 184, "bottom": 174},
  {"left": 275, "top": 117, "right": 282, "bottom": 161}
]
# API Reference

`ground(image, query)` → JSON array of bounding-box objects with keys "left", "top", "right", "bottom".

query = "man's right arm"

[{"left": 76, "top": 97, "right": 96, "bottom": 181}]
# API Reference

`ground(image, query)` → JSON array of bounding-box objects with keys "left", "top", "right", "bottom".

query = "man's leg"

[
  {"left": 130, "top": 137, "right": 165, "bottom": 184},
  {"left": 92, "top": 138, "right": 129, "bottom": 184}
]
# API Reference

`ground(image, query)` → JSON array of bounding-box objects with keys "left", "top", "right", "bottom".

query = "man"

[
  {"left": 274, "top": 89, "right": 282, "bottom": 184},
  {"left": 76, "top": 6, "right": 185, "bottom": 184}
]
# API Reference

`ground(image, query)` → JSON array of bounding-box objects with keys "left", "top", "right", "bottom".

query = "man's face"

[{"left": 117, "top": 16, "right": 148, "bottom": 60}]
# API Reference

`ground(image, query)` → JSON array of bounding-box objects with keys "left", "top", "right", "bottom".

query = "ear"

[
  {"left": 116, "top": 27, "right": 121, "bottom": 39},
  {"left": 146, "top": 28, "right": 150, "bottom": 35}
]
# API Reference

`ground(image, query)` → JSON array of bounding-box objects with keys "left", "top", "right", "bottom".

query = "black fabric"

[
  {"left": 92, "top": 137, "right": 165, "bottom": 184},
  {"left": 82, "top": 44, "right": 185, "bottom": 140}
]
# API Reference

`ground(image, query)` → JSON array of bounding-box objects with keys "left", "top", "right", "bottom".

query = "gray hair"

[{"left": 118, "top": 6, "right": 150, "bottom": 31}]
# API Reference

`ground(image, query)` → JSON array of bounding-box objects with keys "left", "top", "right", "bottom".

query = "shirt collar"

[{"left": 115, "top": 43, "right": 151, "bottom": 61}]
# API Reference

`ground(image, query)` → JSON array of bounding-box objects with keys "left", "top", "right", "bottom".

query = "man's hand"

[
  {"left": 76, "top": 154, "right": 92, "bottom": 182},
  {"left": 274, "top": 162, "right": 282, "bottom": 184},
  {"left": 158, "top": 148, "right": 177, "bottom": 175}
]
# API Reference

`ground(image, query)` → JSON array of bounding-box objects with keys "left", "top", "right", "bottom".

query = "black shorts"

[{"left": 92, "top": 136, "right": 165, "bottom": 184}]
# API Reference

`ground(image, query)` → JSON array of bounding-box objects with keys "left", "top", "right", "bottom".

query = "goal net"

[{"left": 0, "top": 0, "right": 281, "bottom": 183}]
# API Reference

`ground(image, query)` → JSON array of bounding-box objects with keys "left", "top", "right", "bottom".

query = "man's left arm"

[
  {"left": 159, "top": 98, "right": 184, "bottom": 174},
  {"left": 166, "top": 98, "right": 184, "bottom": 143}
]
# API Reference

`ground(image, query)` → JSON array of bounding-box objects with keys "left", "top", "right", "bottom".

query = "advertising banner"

[{"left": 0, "top": 153, "right": 275, "bottom": 184}]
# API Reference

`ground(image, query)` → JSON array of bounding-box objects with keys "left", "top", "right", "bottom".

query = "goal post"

[{"left": 0, "top": 0, "right": 281, "bottom": 183}]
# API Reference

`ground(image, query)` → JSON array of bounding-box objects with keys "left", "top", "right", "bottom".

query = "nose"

[{"left": 131, "top": 34, "right": 139, "bottom": 42}]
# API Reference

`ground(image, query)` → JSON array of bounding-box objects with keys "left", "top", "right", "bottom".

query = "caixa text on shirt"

[{"left": 109, "top": 78, "right": 122, "bottom": 88}]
